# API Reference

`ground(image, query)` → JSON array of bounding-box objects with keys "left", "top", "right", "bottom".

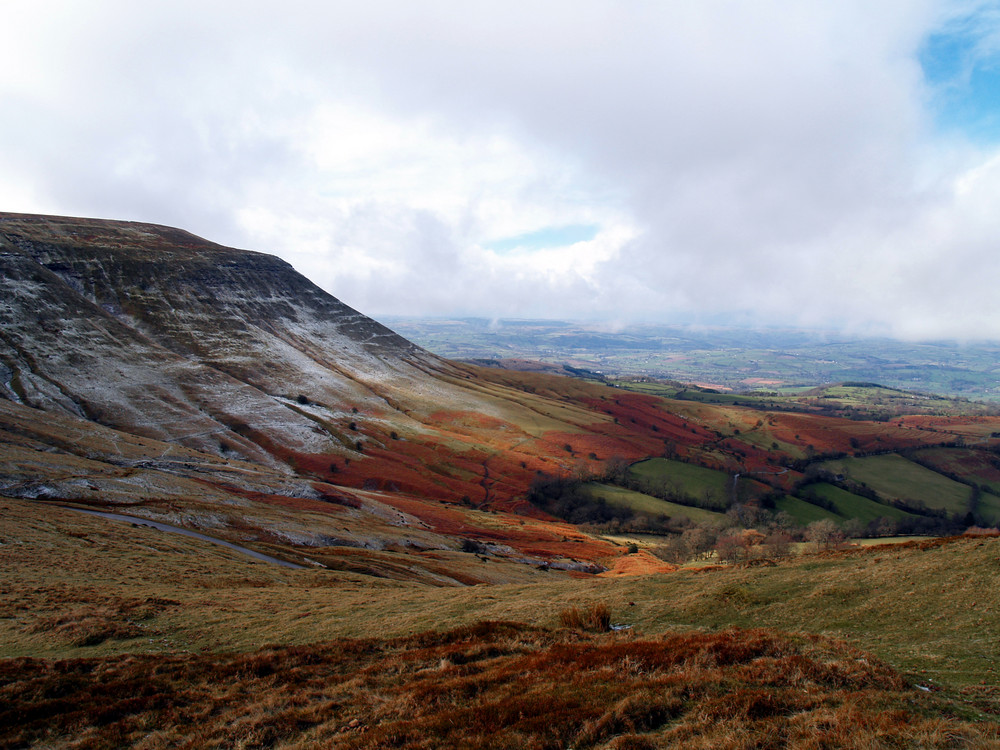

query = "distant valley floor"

[{"left": 384, "top": 317, "right": 1000, "bottom": 403}]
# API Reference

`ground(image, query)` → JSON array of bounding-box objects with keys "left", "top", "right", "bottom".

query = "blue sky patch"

[
  {"left": 919, "top": 11, "right": 1000, "bottom": 142},
  {"left": 486, "top": 224, "right": 599, "bottom": 253}
]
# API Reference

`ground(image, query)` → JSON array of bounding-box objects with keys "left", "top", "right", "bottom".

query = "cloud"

[{"left": 2, "top": 1, "right": 1000, "bottom": 338}]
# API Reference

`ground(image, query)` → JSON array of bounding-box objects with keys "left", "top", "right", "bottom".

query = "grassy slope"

[
  {"left": 628, "top": 458, "right": 734, "bottom": 499},
  {"left": 773, "top": 495, "right": 842, "bottom": 525},
  {"left": 6, "top": 624, "right": 994, "bottom": 750},
  {"left": 3, "top": 500, "right": 998, "bottom": 690},
  {"left": 584, "top": 482, "right": 728, "bottom": 525},
  {"left": 914, "top": 448, "right": 1000, "bottom": 523},
  {"left": 0, "top": 623, "right": 998, "bottom": 750},
  {"left": 821, "top": 454, "right": 973, "bottom": 514},
  {"left": 3, "top": 498, "right": 999, "bottom": 746},
  {"left": 809, "top": 482, "right": 916, "bottom": 523}
]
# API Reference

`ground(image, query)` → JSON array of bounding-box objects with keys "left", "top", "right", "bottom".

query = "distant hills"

[{"left": 385, "top": 317, "right": 1000, "bottom": 402}]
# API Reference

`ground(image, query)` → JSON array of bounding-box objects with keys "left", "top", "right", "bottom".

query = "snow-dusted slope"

[{"left": 0, "top": 213, "right": 471, "bottom": 467}]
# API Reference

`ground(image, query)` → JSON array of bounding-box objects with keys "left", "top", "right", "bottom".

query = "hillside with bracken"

[{"left": 2, "top": 213, "right": 999, "bottom": 747}]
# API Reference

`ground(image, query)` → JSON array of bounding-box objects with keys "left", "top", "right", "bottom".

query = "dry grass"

[
  {"left": 26, "top": 597, "right": 179, "bottom": 647},
  {"left": 3, "top": 499, "right": 1000, "bottom": 747},
  {"left": 2, "top": 623, "right": 996, "bottom": 749},
  {"left": 3, "top": 500, "right": 999, "bottom": 690},
  {"left": 559, "top": 602, "right": 613, "bottom": 632}
]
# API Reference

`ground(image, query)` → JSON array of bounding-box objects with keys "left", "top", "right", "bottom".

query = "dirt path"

[{"left": 62, "top": 506, "right": 307, "bottom": 569}]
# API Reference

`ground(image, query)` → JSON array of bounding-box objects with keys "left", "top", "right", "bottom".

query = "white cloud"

[{"left": 2, "top": 1, "right": 1000, "bottom": 338}]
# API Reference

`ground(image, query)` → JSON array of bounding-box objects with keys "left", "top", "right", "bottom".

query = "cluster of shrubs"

[{"left": 558, "top": 603, "right": 612, "bottom": 632}]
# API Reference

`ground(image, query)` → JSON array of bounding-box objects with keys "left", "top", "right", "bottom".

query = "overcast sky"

[{"left": 3, "top": 1, "right": 1000, "bottom": 339}]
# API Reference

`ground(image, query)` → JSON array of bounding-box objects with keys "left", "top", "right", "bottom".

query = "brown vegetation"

[
  {"left": 2, "top": 623, "right": 995, "bottom": 749},
  {"left": 558, "top": 602, "right": 613, "bottom": 632}
]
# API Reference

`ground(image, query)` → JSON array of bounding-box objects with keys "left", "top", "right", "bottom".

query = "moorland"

[{"left": 1, "top": 213, "right": 998, "bottom": 748}]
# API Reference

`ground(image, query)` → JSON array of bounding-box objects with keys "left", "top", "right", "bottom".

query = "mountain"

[
  {"left": 3, "top": 213, "right": 999, "bottom": 747},
  {"left": 0, "top": 212, "right": 676, "bottom": 580},
  {"left": 5, "top": 212, "right": 1000, "bottom": 554},
  {"left": 1, "top": 212, "right": 452, "bottom": 464}
]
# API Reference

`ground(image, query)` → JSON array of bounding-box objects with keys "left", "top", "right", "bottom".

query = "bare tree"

[{"left": 806, "top": 519, "right": 844, "bottom": 551}]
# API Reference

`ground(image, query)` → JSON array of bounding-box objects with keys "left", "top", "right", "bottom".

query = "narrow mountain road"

[{"left": 61, "top": 506, "right": 307, "bottom": 569}]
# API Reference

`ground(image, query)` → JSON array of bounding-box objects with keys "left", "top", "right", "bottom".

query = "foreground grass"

[
  {"left": 3, "top": 498, "right": 1000, "bottom": 744},
  {"left": 3, "top": 623, "right": 997, "bottom": 749},
  {"left": 3, "top": 500, "right": 999, "bottom": 685}
]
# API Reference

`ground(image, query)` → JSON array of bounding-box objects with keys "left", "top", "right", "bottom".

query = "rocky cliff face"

[{"left": 0, "top": 213, "right": 462, "bottom": 467}]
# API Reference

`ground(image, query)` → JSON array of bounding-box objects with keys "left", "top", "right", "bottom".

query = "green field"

[
  {"left": 974, "top": 495, "right": 1000, "bottom": 524},
  {"left": 808, "top": 482, "right": 916, "bottom": 524},
  {"left": 820, "top": 454, "right": 973, "bottom": 515},
  {"left": 585, "top": 482, "right": 728, "bottom": 525},
  {"left": 916, "top": 448, "right": 1000, "bottom": 493},
  {"left": 628, "top": 457, "right": 736, "bottom": 503},
  {"left": 628, "top": 457, "right": 774, "bottom": 509},
  {"left": 773, "top": 495, "right": 842, "bottom": 525},
  {"left": 621, "top": 380, "right": 770, "bottom": 406}
]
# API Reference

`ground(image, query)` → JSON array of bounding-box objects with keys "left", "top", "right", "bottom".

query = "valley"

[
  {"left": 385, "top": 317, "right": 1000, "bottom": 403},
  {"left": 1, "top": 213, "right": 999, "bottom": 748}
]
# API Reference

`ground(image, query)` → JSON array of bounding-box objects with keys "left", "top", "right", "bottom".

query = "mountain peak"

[{"left": 0, "top": 212, "right": 437, "bottom": 465}]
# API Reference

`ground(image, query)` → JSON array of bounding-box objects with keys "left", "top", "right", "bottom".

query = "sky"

[{"left": 3, "top": 1, "right": 1000, "bottom": 340}]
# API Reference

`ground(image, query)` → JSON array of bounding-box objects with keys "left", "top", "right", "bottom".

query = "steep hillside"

[
  {"left": 0, "top": 213, "right": 671, "bottom": 577},
  {"left": 0, "top": 213, "right": 460, "bottom": 463},
  {"left": 4, "top": 211, "right": 1000, "bottom": 578},
  {"left": 0, "top": 215, "right": 671, "bottom": 503},
  {"left": 4, "top": 213, "right": 1000, "bottom": 745}
]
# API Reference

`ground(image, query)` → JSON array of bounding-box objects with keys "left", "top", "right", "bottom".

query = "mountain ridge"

[
  {"left": 0, "top": 212, "right": 659, "bottom": 579},
  {"left": 0, "top": 212, "right": 459, "bottom": 467},
  {"left": 4, "top": 211, "right": 1000, "bottom": 579}
]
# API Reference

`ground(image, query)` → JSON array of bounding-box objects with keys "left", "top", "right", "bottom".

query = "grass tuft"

[{"left": 559, "top": 602, "right": 612, "bottom": 632}]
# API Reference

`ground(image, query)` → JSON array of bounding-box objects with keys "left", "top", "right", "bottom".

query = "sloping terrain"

[
  {"left": 6, "top": 624, "right": 996, "bottom": 750},
  {"left": 2, "top": 497, "right": 998, "bottom": 747},
  {"left": 0, "top": 213, "right": 665, "bottom": 576},
  {"left": 0, "top": 212, "right": 482, "bottom": 464},
  {"left": 3, "top": 213, "right": 1000, "bottom": 746},
  {"left": 4, "top": 212, "right": 1000, "bottom": 573}
]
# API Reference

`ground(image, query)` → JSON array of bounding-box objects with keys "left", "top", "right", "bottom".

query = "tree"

[
  {"left": 772, "top": 510, "right": 797, "bottom": 531},
  {"left": 762, "top": 531, "right": 792, "bottom": 559},
  {"left": 873, "top": 517, "right": 898, "bottom": 537},
  {"left": 714, "top": 532, "right": 744, "bottom": 564},
  {"left": 842, "top": 518, "right": 866, "bottom": 539},
  {"left": 603, "top": 456, "right": 630, "bottom": 484},
  {"left": 681, "top": 526, "right": 715, "bottom": 560},
  {"left": 806, "top": 519, "right": 844, "bottom": 550},
  {"left": 739, "top": 529, "right": 766, "bottom": 559},
  {"left": 653, "top": 537, "right": 687, "bottom": 564},
  {"left": 726, "top": 503, "right": 770, "bottom": 529}
]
